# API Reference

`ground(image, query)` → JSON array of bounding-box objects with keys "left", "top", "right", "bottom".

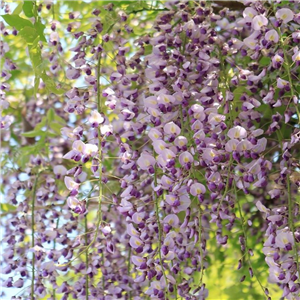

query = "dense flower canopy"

[{"left": 1, "top": 0, "right": 300, "bottom": 299}]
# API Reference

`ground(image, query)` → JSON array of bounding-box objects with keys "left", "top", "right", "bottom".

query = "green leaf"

[
  {"left": 19, "top": 26, "right": 38, "bottom": 43},
  {"left": 102, "top": 10, "right": 118, "bottom": 34},
  {"left": 29, "top": 37, "right": 43, "bottom": 69},
  {"left": 232, "top": 86, "right": 251, "bottom": 120},
  {"left": 22, "top": 130, "right": 43, "bottom": 137},
  {"left": 21, "top": 117, "right": 47, "bottom": 138},
  {"left": 23, "top": 1, "right": 34, "bottom": 18},
  {"left": 35, "top": 116, "right": 47, "bottom": 130},
  {"left": 192, "top": 270, "right": 201, "bottom": 284},
  {"left": 1, "top": 14, "right": 33, "bottom": 30},
  {"left": 34, "top": 76, "right": 40, "bottom": 95},
  {"left": 257, "top": 103, "right": 272, "bottom": 119},
  {"left": 13, "top": 2, "right": 24, "bottom": 15},
  {"left": 44, "top": 131, "right": 57, "bottom": 138},
  {"left": 54, "top": 114, "right": 66, "bottom": 125},
  {"left": 47, "top": 108, "right": 55, "bottom": 122},
  {"left": 233, "top": 86, "right": 247, "bottom": 102},
  {"left": 125, "top": 1, "right": 149, "bottom": 14},
  {"left": 15, "top": 137, "right": 46, "bottom": 167},
  {"left": 41, "top": 73, "right": 65, "bottom": 95},
  {"left": 22, "top": 113, "right": 57, "bottom": 138},
  {"left": 144, "top": 44, "right": 152, "bottom": 56},
  {"left": 259, "top": 56, "right": 271, "bottom": 67},
  {"left": 1, "top": 203, "right": 16, "bottom": 213},
  {"left": 35, "top": 21, "right": 47, "bottom": 42},
  {"left": 49, "top": 122, "right": 63, "bottom": 135}
]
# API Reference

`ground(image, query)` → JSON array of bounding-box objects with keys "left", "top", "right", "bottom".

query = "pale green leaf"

[
  {"left": 23, "top": 1, "right": 34, "bottom": 18},
  {"left": 12, "top": 2, "right": 24, "bottom": 15},
  {"left": 1, "top": 14, "right": 33, "bottom": 30},
  {"left": 19, "top": 26, "right": 38, "bottom": 43}
]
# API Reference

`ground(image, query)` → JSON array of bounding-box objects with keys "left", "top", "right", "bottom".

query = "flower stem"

[{"left": 97, "top": 52, "right": 102, "bottom": 113}]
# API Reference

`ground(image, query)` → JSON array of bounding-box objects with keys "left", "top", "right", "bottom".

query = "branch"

[
  {"left": 212, "top": 1, "right": 245, "bottom": 12},
  {"left": 127, "top": 8, "right": 169, "bottom": 15}
]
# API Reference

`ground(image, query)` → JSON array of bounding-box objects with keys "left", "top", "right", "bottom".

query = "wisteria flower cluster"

[{"left": 1, "top": 1, "right": 300, "bottom": 300}]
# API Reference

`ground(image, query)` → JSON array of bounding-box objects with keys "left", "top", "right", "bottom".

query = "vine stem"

[
  {"left": 97, "top": 51, "right": 102, "bottom": 113},
  {"left": 216, "top": 43, "right": 234, "bottom": 215},
  {"left": 128, "top": 247, "right": 132, "bottom": 300},
  {"left": 234, "top": 184, "right": 268, "bottom": 298},
  {"left": 31, "top": 172, "right": 40, "bottom": 300},
  {"left": 96, "top": 22, "right": 115, "bottom": 112},
  {"left": 128, "top": 8, "right": 168, "bottom": 15},
  {"left": 53, "top": 202, "right": 64, "bottom": 300},
  {"left": 84, "top": 214, "right": 89, "bottom": 300},
  {"left": 216, "top": 153, "right": 233, "bottom": 215},
  {"left": 96, "top": 23, "right": 119, "bottom": 294},
  {"left": 198, "top": 205, "right": 205, "bottom": 286},
  {"left": 96, "top": 51, "right": 104, "bottom": 296},
  {"left": 154, "top": 165, "right": 169, "bottom": 298},
  {"left": 287, "top": 176, "right": 300, "bottom": 281}
]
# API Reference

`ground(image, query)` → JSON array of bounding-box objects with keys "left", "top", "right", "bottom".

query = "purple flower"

[
  {"left": 275, "top": 229, "right": 294, "bottom": 250},
  {"left": 129, "top": 236, "right": 144, "bottom": 249},
  {"left": 179, "top": 151, "right": 193, "bottom": 168},
  {"left": 243, "top": 7, "right": 257, "bottom": 20},
  {"left": 190, "top": 182, "right": 206, "bottom": 196},
  {"left": 131, "top": 255, "right": 145, "bottom": 267},
  {"left": 64, "top": 176, "right": 80, "bottom": 191},
  {"left": 276, "top": 8, "right": 294, "bottom": 24},
  {"left": 265, "top": 30, "right": 279, "bottom": 43},
  {"left": 137, "top": 152, "right": 156, "bottom": 171},
  {"left": 164, "top": 121, "right": 181, "bottom": 136},
  {"left": 227, "top": 126, "right": 247, "bottom": 139},
  {"left": 0, "top": 115, "right": 14, "bottom": 129},
  {"left": 252, "top": 15, "right": 268, "bottom": 31},
  {"left": 243, "top": 31, "right": 259, "bottom": 49},
  {"left": 53, "top": 165, "right": 67, "bottom": 179},
  {"left": 163, "top": 214, "right": 179, "bottom": 228},
  {"left": 67, "top": 196, "right": 86, "bottom": 214},
  {"left": 88, "top": 110, "right": 105, "bottom": 127}
]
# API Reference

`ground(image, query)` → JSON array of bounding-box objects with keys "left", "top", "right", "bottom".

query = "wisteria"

[{"left": 1, "top": 1, "right": 300, "bottom": 299}]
